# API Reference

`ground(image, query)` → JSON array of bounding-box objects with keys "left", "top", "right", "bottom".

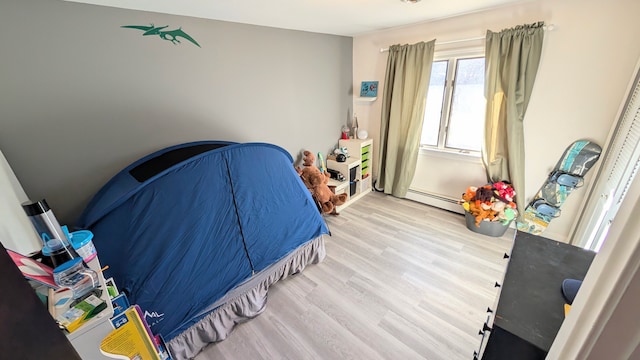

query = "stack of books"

[{"left": 100, "top": 284, "right": 172, "bottom": 360}]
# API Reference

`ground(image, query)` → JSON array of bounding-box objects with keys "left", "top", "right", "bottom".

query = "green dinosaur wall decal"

[{"left": 122, "top": 24, "right": 201, "bottom": 47}]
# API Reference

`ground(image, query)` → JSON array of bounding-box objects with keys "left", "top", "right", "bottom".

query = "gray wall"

[{"left": 0, "top": 0, "right": 353, "bottom": 224}]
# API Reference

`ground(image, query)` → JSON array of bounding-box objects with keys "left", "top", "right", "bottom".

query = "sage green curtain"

[
  {"left": 483, "top": 22, "right": 544, "bottom": 220},
  {"left": 376, "top": 40, "right": 435, "bottom": 197}
]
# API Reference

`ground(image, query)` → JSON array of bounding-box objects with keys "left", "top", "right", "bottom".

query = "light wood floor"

[{"left": 195, "top": 192, "right": 515, "bottom": 360}]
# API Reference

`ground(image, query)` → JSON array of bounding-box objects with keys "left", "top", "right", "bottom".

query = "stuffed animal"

[
  {"left": 475, "top": 185, "right": 494, "bottom": 203},
  {"left": 493, "top": 181, "right": 516, "bottom": 202},
  {"left": 461, "top": 183, "right": 518, "bottom": 227},
  {"left": 301, "top": 151, "right": 316, "bottom": 167},
  {"left": 468, "top": 201, "right": 497, "bottom": 226},
  {"left": 296, "top": 150, "right": 347, "bottom": 214}
]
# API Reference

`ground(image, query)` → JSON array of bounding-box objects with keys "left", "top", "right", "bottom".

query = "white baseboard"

[{"left": 534, "top": 229, "right": 568, "bottom": 243}]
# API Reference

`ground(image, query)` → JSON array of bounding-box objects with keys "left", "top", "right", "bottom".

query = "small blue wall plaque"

[{"left": 360, "top": 81, "right": 378, "bottom": 97}]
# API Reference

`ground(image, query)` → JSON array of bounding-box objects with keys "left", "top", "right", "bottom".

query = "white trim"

[
  {"left": 536, "top": 229, "right": 568, "bottom": 244},
  {"left": 422, "top": 49, "right": 486, "bottom": 153},
  {"left": 432, "top": 45, "right": 484, "bottom": 61},
  {"left": 0, "top": 150, "right": 42, "bottom": 255},
  {"left": 379, "top": 39, "right": 483, "bottom": 53},
  {"left": 547, "top": 156, "right": 640, "bottom": 359},
  {"left": 569, "top": 56, "right": 640, "bottom": 249},
  {"left": 418, "top": 146, "right": 482, "bottom": 163}
]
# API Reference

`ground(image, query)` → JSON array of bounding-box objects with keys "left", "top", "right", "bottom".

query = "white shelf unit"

[
  {"left": 48, "top": 256, "right": 115, "bottom": 359},
  {"left": 327, "top": 138, "right": 373, "bottom": 212}
]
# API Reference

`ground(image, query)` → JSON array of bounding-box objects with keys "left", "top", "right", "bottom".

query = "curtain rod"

[{"left": 379, "top": 24, "right": 555, "bottom": 53}]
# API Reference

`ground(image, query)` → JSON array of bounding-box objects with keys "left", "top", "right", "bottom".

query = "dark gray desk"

[{"left": 482, "top": 232, "right": 596, "bottom": 359}]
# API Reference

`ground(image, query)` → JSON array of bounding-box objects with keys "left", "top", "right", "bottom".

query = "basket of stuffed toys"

[{"left": 461, "top": 181, "right": 518, "bottom": 237}]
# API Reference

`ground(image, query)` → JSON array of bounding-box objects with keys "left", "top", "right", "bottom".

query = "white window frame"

[{"left": 420, "top": 45, "right": 485, "bottom": 157}]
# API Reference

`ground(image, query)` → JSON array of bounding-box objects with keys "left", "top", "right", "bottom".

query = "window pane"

[
  {"left": 420, "top": 61, "right": 448, "bottom": 146},
  {"left": 445, "top": 57, "right": 485, "bottom": 151}
]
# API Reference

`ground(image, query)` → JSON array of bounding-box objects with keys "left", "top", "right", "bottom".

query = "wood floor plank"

[
  {"left": 304, "top": 278, "right": 422, "bottom": 359},
  {"left": 195, "top": 192, "right": 514, "bottom": 360}
]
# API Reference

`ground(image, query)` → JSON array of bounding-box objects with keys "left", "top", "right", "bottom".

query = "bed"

[{"left": 76, "top": 141, "right": 328, "bottom": 359}]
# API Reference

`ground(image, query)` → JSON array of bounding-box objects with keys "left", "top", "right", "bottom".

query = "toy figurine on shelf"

[
  {"left": 333, "top": 146, "right": 348, "bottom": 157},
  {"left": 351, "top": 114, "right": 359, "bottom": 139},
  {"left": 341, "top": 125, "right": 350, "bottom": 140}
]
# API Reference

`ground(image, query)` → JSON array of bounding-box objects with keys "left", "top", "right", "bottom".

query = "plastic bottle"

[{"left": 22, "top": 199, "right": 79, "bottom": 266}]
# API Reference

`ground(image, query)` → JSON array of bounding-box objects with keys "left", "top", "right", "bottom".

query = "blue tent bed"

[{"left": 76, "top": 141, "right": 329, "bottom": 359}]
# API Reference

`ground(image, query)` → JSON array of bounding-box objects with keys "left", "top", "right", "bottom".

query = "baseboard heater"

[
  {"left": 405, "top": 189, "right": 464, "bottom": 214},
  {"left": 408, "top": 190, "right": 459, "bottom": 203}
]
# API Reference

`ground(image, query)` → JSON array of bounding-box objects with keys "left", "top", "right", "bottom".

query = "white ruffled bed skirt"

[{"left": 168, "top": 236, "right": 326, "bottom": 359}]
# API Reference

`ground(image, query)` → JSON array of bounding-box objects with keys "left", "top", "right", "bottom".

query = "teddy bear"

[
  {"left": 296, "top": 150, "right": 347, "bottom": 214},
  {"left": 475, "top": 185, "right": 495, "bottom": 203},
  {"left": 468, "top": 201, "right": 497, "bottom": 226}
]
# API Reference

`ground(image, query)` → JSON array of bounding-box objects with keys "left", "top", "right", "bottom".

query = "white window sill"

[{"left": 418, "top": 146, "right": 483, "bottom": 164}]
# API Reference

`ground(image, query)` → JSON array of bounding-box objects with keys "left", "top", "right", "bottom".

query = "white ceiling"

[{"left": 65, "top": 0, "right": 530, "bottom": 36}]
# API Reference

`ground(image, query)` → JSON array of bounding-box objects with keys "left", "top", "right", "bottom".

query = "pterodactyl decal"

[{"left": 122, "top": 24, "right": 201, "bottom": 47}]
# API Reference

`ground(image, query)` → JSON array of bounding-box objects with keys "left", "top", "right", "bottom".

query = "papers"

[
  {"left": 56, "top": 294, "right": 106, "bottom": 333},
  {"left": 6, "top": 249, "right": 58, "bottom": 289}
]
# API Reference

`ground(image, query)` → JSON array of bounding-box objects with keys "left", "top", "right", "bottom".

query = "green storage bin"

[{"left": 361, "top": 145, "right": 371, "bottom": 160}]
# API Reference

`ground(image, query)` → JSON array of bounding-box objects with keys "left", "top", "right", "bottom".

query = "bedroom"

[{"left": 1, "top": 0, "right": 640, "bottom": 358}]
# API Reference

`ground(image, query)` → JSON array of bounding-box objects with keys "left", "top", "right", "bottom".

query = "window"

[{"left": 420, "top": 54, "right": 485, "bottom": 153}]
